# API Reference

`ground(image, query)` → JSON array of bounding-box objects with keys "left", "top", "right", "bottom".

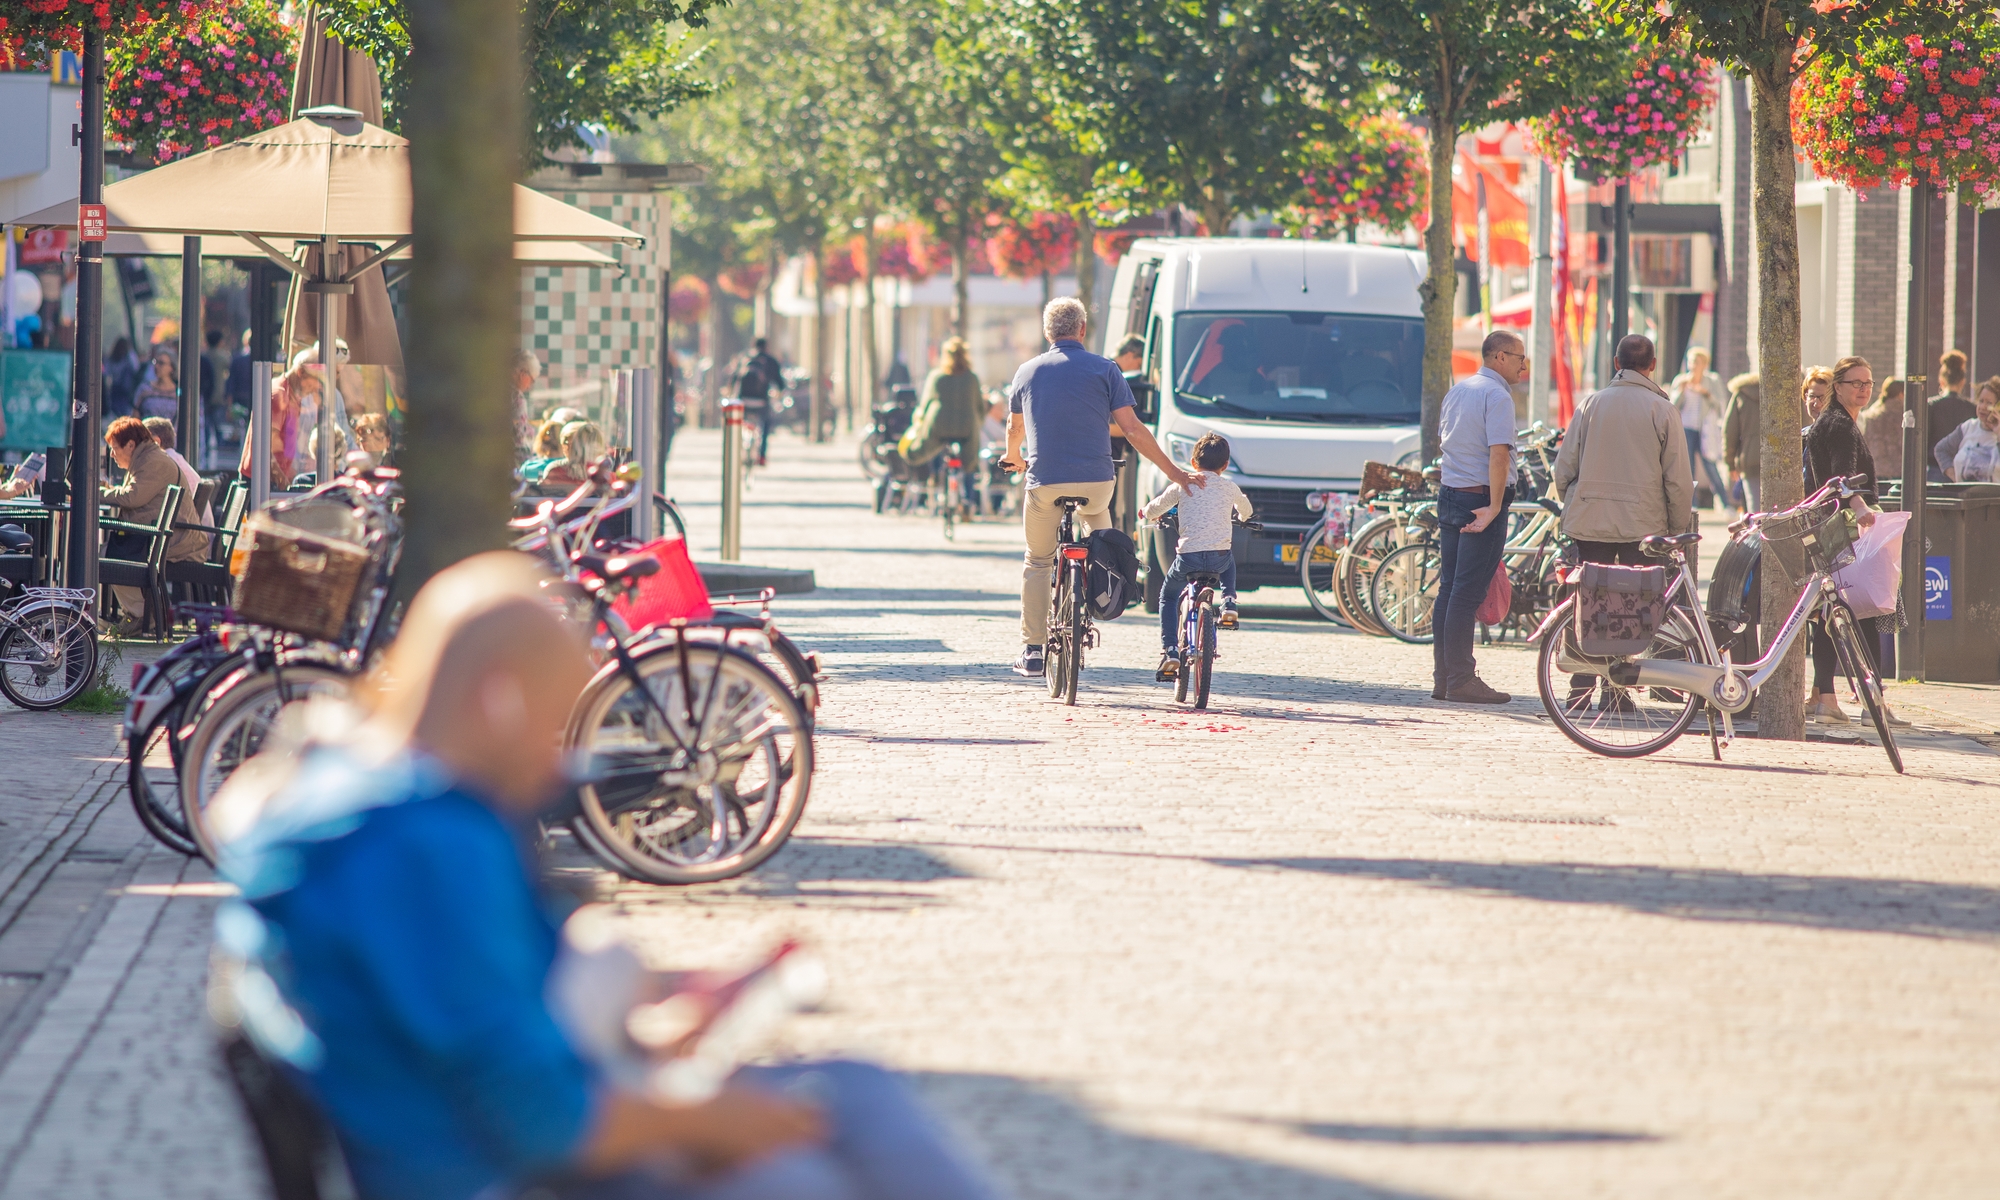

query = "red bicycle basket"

[{"left": 609, "top": 536, "right": 713, "bottom": 628}]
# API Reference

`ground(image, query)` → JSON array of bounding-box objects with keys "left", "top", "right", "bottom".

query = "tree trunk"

[
  {"left": 1418, "top": 104, "right": 1459, "bottom": 463},
  {"left": 1074, "top": 208, "right": 1097, "bottom": 335},
  {"left": 1749, "top": 65, "right": 1807, "bottom": 742},
  {"left": 810, "top": 245, "right": 828, "bottom": 444},
  {"left": 951, "top": 233, "right": 971, "bottom": 340},
  {"left": 862, "top": 219, "right": 879, "bottom": 410},
  {"left": 399, "top": 0, "right": 521, "bottom": 591}
]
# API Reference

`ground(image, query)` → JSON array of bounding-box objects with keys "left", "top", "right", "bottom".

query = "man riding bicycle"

[{"left": 1000, "top": 297, "right": 1196, "bottom": 677}]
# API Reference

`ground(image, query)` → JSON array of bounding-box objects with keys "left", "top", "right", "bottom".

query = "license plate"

[{"left": 1278, "top": 543, "right": 1338, "bottom": 565}]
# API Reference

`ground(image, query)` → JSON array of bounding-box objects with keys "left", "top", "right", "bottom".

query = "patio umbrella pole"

[
  {"left": 315, "top": 233, "right": 346, "bottom": 482},
  {"left": 179, "top": 236, "right": 201, "bottom": 468},
  {"left": 251, "top": 361, "right": 272, "bottom": 509},
  {"left": 65, "top": 26, "right": 106, "bottom": 596}
]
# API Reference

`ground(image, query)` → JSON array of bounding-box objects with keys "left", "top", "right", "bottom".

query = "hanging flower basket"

[
  {"left": 1530, "top": 46, "right": 1714, "bottom": 181},
  {"left": 820, "top": 239, "right": 862, "bottom": 287},
  {"left": 1286, "top": 116, "right": 1430, "bottom": 237},
  {"left": 668, "top": 277, "right": 709, "bottom": 324},
  {"left": 1793, "top": 25, "right": 2000, "bottom": 202},
  {"left": 1, "top": 0, "right": 209, "bottom": 58},
  {"left": 986, "top": 212, "right": 1078, "bottom": 279},
  {"left": 874, "top": 222, "right": 938, "bottom": 281},
  {"left": 106, "top": 0, "right": 294, "bottom": 163}
]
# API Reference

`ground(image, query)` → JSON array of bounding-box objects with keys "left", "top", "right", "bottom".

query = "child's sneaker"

[
  {"left": 1156, "top": 650, "right": 1180, "bottom": 682},
  {"left": 1217, "top": 603, "right": 1240, "bottom": 630}
]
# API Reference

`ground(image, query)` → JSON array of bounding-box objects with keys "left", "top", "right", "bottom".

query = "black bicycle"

[
  {"left": 1167, "top": 519, "right": 1261, "bottom": 709},
  {"left": 1045, "top": 495, "right": 1095, "bottom": 706}
]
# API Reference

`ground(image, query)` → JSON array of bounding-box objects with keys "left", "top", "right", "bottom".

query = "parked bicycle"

[
  {"left": 1368, "top": 496, "right": 1564, "bottom": 645},
  {"left": 1044, "top": 495, "right": 1097, "bottom": 706},
  {"left": 1531, "top": 474, "right": 1901, "bottom": 772},
  {"left": 0, "top": 583, "right": 98, "bottom": 710},
  {"left": 1169, "top": 518, "right": 1262, "bottom": 709}
]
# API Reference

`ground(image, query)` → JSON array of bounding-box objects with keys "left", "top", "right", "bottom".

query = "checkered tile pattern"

[{"left": 520, "top": 187, "right": 665, "bottom": 396}]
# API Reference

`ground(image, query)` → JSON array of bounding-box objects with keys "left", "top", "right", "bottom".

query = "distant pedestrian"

[
  {"left": 104, "top": 336, "right": 141, "bottom": 418},
  {"left": 1722, "top": 372, "right": 1761, "bottom": 511},
  {"left": 225, "top": 328, "right": 253, "bottom": 415},
  {"left": 1113, "top": 334, "right": 1145, "bottom": 374},
  {"left": 999, "top": 297, "right": 1195, "bottom": 678},
  {"left": 510, "top": 350, "right": 541, "bottom": 461},
  {"left": 1924, "top": 349, "right": 1975, "bottom": 482},
  {"left": 1550, "top": 334, "right": 1694, "bottom": 708},
  {"left": 134, "top": 351, "right": 179, "bottom": 420},
  {"left": 1857, "top": 377, "right": 1906, "bottom": 482},
  {"left": 1429, "top": 328, "right": 1531, "bottom": 705},
  {"left": 902, "top": 337, "right": 983, "bottom": 469},
  {"left": 1933, "top": 375, "right": 2000, "bottom": 483},
  {"left": 1669, "top": 346, "right": 1730, "bottom": 514},
  {"left": 741, "top": 337, "right": 784, "bottom": 465},
  {"left": 1802, "top": 366, "right": 1834, "bottom": 424}
]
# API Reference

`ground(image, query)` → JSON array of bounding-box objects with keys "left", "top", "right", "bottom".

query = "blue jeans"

[
  {"left": 1159, "top": 549, "right": 1235, "bottom": 651},
  {"left": 1685, "top": 429, "right": 1728, "bottom": 504},
  {"left": 540, "top": 1061, "right": 999, "bottom": 1200},
  {"left": 1431, "top": 486, "right": 1513, "bottom": 692}
]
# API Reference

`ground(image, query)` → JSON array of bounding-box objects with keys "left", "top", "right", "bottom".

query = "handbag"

[
  {"left": 1574, "top": 562, "right": 1668, "bottom": 656},
  {"left": 1829, "top": 510, "right": 1909, "bottom": 619},
  {"left": 1475, "top": 560, "right": 1512, "bottom": 625}
]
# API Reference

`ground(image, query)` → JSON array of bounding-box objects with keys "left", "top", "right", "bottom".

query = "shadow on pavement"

[
  {"left": 1205, "top": 855, "right": 2000, "bottom": 942},
  {"left": 1260, "top": 1119, "right": 1656, "bottom": 1146},
  {"left": 912, "top": 1071, "right": 1459, "bottom": 1200}
]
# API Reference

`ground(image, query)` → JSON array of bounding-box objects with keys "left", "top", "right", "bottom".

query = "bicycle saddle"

[
  {"left": 1055, "top": 495, "right": 1091, "bottom": 508},
  {"left": 577, "top": 551, "right": 662, "bottom": 581},
  {"left": 1184, "top": 571, "right": 1225, "bottom": 585},
  {"left": 1640, "top": 532, "right": 1702, "bottom": 554}
]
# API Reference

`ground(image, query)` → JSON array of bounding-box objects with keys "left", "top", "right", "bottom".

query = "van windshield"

[{"left": 1172, "top": 311, "right": 1424, "bottom": 423}]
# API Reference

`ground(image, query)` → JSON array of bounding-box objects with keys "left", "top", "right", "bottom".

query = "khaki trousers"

[{"left": 1020, "top": 480, "right": 1115, "bottom": 645}]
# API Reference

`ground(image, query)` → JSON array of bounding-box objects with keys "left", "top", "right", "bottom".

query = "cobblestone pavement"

[{"left": 2, "top": 426, "right": 1998, "bottom": 1199}]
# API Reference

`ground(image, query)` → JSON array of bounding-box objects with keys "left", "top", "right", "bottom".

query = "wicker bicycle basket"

[
  {"left": 1758, "top": 501, "right": 1857, "bottom": 586},
  {"left": 232, "top": 511, "right": 372, "bottom": 642}
]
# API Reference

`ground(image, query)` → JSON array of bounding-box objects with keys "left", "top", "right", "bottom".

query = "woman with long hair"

[
  {"left": 1669, "top": 346, "right": 1731, "bottom": 514},
  {"left": 134, "top": 352, "right": 180, "bottom": 420},
  {"left": 900, "top": 336, "right": 984, "bottom": 469}
]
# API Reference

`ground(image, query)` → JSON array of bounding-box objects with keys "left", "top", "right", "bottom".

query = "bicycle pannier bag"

[
  {"left": 1086, "top": 528, "right": 1141, "bottom": 621},
  {"left": 1574, "top": 562, "right": 1668, "bottom": 656}
]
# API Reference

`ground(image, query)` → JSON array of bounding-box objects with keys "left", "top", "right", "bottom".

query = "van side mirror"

[{"left": 1126, "top": 376, "right": 1159, "bottom": 425}]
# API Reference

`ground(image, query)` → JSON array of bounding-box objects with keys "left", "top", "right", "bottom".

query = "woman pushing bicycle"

[{"left": 1143, "top": 433, "right": 1253, "bottom": 681}]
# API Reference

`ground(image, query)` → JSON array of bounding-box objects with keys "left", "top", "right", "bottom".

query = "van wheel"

[{"left": 1143, "top": 533, "right": 1163, "bottom": 614}]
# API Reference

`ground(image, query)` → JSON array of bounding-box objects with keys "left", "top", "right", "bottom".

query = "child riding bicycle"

[{"left": 1143, "top": 433, "right": 1252, "bottom": 680}]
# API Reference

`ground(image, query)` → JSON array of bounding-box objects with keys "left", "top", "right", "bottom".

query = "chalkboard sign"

[{"left": 0, "top": 350, "right": 72, "bottom": 453}]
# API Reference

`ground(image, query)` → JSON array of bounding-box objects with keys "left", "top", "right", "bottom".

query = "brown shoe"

[{"left": 1447, "top": 677, "right": 1512, "bottom": 704}]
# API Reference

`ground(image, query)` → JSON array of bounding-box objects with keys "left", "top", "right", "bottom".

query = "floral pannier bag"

[{"left": 1574, "top": 563, "right": 1669, "bottom": 656}]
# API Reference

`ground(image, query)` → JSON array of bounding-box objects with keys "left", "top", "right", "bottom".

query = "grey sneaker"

[{"left": 1013, "top": 646, "right": 1045, "bottom": 677}]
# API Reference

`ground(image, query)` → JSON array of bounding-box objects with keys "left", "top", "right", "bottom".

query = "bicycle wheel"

[
  {"left": 1297, "top": 521, "right": 1351, "bottom": 627},
  {"left": 1826, "top": 601, "right": 1903, "bottom": 774},
  {"left": 569, "top": 642, "right": 812, "bottom": 884},
  {"left": 1338, "top": 515, "right": 1402, "bottom": 637},
  {"left": 0, "top": 602, "right": 99, "bottom": 710},
  {"left": 1536, "top": 604, "right": 1701, "bottom": 757},
  {"left": 180, "top": 664, "right": 352, "bottom": 862},
  {"left": 129, "top": 697, "right": 200, "bottom": 856},
  {"left": 1192, "top": 602, "right": 1216, "bottom": 710},
  {"left": 858, "top": 433, "right": 889, "bottom": 480},
  {"left": 1369, "top": 541, "right": 1441, "bottom": 645}
]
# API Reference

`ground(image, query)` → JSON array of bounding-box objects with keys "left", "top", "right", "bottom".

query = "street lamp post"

[
  {"left": 65, "top": 26, "right": 106, "bottom": 596},
  {"left": 1899, "top": 186, "right": 1932, "bottom": 681}
]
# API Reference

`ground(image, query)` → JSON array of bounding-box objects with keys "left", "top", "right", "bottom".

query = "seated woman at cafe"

[
  {"left": 353, "top": 413, "right": 394, "bottom": 468},
  {"left": 536, "top": 420, "right": 605, "bottom": 491},
  {"left": 103, "top": 416, "right": 209, "bottom": 630},
  {"left": 518, "top": 416, "right": 571, "bottom": 484}
]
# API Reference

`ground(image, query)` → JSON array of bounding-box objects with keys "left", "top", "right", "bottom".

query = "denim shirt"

[{"left": 216, "top": 748, "right": 595, "bottom": 1200}]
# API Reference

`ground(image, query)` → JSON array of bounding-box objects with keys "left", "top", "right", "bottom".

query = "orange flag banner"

[{"left": 1452, "top": 156, "right": 1530, "bottom": 269}]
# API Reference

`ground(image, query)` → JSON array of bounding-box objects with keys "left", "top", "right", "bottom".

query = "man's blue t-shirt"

[
  {"left": 1006, "top": 339, "right": 1135, "bottom": 489},
  {"left": 215, "top": 749, "right": 595, "bottom": 1200}
]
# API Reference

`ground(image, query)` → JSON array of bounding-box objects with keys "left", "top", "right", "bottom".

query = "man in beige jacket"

[{"left": 1550, "top": 335, "right": 1694, "bottom": 706}]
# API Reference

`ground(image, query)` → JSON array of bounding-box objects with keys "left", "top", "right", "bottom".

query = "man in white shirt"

[
  {"left": 141, "top": 416, "right": 214, "bottom": 526},
  {"left": 1431, "top": 329, "right": 1528, "bottom": 704}
]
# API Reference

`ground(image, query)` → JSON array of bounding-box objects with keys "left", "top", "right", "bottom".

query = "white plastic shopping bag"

[{"left": 1830, "top": 509, "right": 1911, "bottom": 618}]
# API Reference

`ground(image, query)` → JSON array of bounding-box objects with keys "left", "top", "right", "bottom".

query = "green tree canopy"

[{"left": 312, "top": 0, "right": 719, "bottom": 160}]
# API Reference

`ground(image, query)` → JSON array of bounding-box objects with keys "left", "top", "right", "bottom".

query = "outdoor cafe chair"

[
  {"left": 100, "top": 482, "right": 183, "bottom": 641},
  {"left": 166, "top": 479, "right": 249, "bottom": 613}
]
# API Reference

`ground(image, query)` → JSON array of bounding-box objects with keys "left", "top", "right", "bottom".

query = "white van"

[{"left": 1104, "top": 237, "right": 1428, "bottom": 605}]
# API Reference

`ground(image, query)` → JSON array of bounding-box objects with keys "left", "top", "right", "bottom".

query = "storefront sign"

[
  {"left": 78, "top": 204, "right": 107, "bottom": 242},
  {"left": 18, "top": 228, "right": 66, "bottom": 266},
  {"left": 1924, "top": 555, "right": 1952, "bottom": 620}
]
